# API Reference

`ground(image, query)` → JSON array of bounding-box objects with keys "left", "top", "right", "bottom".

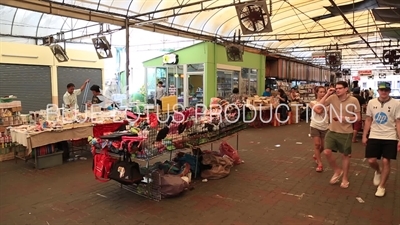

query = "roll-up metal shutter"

[
  {"left": 0, "top": 63, "right": 52, "bottom": 113},
  {"left": 57, "top": 67, "right": 102, "bottom": 108}
]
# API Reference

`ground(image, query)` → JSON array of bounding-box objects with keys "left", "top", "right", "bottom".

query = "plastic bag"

[{"left": 219, "top": 141, "right": 242, "bottom": 165}]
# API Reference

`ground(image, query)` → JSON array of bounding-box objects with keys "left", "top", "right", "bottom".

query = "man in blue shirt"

[{"left": 262, "top": 87, "right": 271, "bottom": 97}]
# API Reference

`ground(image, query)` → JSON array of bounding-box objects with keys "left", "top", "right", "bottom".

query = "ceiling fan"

[
  {"left": 383, "top": 49, "right": 400, "bottom": 65},
  {"left": 92, "top": 36, "right": 113, "bottom": 59},
  {"left": 49, "top": 44, "right": 69, "bottom": 62},
  {"left": 235, "top": 1, "right": 272, "bottom": 35}
]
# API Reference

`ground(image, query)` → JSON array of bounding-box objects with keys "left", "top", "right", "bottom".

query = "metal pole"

[
  {"left": 125, "top": 18, "right": 130, "bottom": 103},
  {"left": 328, "top": 0, "right": 380, "bottom": 60},
  {"left": 237, "top": 132, "right": 239, "bottom": 150}
]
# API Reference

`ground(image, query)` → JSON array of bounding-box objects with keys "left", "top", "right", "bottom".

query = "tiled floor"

[{"left": 0, "top": 122, "right": 399, "bottom": 225}]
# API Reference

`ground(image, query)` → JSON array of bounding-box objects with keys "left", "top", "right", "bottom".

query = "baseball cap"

[{"left": 378, "top": 82, "right": 391, "bottom": 90}]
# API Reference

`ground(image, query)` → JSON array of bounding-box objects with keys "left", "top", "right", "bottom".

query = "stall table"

[{"left": 11, "top": 125, "right": 93, "bottom": 168}]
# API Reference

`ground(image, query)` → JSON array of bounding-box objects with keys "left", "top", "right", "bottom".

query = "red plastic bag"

[
  {"left": 149, "top": 113, "right": 158, "bottom": 128},
  {"left": 219, "top": 141, "right": 242, "bottom": 165},
  {"left": 93, "top": 151, "right": 116, "bottom": 182}
]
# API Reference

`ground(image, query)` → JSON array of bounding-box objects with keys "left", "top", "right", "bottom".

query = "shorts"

[
  {"left": 324, "top": 131, "right": 352, "bottom": 156},
  {"left": 353, "top": 120, "right": 362, "bottom": 131},
  {"left": 156, "top": 99, "right": 162, "bottom": 108},
  {"left": 310, "top": 127, "right": 328, "bottom": 138},
  {"left": 365, "top": 139, "right": 397, "bottom": 160}
]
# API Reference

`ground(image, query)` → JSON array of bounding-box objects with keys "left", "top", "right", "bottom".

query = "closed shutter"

[
  {"left": 0, "top": 63, "right": 52, "bottom": 113},
  {"left": 57, "top": 67, "right": 102, "bottom": 108}
]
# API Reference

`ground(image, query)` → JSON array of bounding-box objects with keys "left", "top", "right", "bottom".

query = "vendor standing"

[
  {"left": 88, "top": 84, "right": 109, "bottom": 110},
  {"left": 90, "top": 85, "right": 105, "bottom": 105},
  {"left": 63, "top": 79, "right": 89, "bottom": 109},
  {"left": 262, "top": 87, "right": 271, "bottom": 97},
  {"left": 156, "top": 81, "right": 165, "bottom": 109}
]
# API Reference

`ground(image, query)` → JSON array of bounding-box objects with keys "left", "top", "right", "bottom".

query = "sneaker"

[
  {"left": 373, "top": 171, "right": 381, "bottom": 186},
  {"left": 375, "top": 186, "right": 385, "bottom": 197}
]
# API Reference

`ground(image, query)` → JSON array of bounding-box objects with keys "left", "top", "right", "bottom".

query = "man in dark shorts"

[
  {"left": 362, "top": 82, "right": 400, "bottom": 197},
  {"left": 351, "top": 87, "right": 366, "bottom": 142}
]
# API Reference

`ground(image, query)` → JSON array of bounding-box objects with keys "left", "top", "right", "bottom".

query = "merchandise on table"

[
  {"left": 10, "top": 109, "right": 128, "bottom": 134},
  {"left": 246, "top": 95, "right": 278, "bottom": 108}
]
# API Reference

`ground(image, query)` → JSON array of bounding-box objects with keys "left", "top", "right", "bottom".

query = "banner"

[{"left": 358, "top": 70, "right": 372, "bottom": 75}]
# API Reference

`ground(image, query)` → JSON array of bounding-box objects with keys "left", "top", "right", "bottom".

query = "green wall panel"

[
  {"left": 204, "top": 42, "right": 265, "bottom": 99},
  {"left": 143, "top": 42, "right": 208, "bottom": 67}
]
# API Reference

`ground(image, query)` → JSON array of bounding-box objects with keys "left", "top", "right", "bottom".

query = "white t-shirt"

[
  {"left": 156, "top": 87, "right": 165, "bottom": 100},
  {"left": 366, "top": 98, "right": 400, "bottom": 140},
  {"left": 310, "top": 100, "right": 329, "bottom": 130},
  {"left": 63, "top": 89, "right": 82, "bottom": 109}
]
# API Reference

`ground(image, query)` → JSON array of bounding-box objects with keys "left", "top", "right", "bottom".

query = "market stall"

[{"left": 8, "top": 106, "right": 128, "bottom": 168}]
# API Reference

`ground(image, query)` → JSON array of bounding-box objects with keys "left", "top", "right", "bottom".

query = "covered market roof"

[{"left": 1, "top": 0, "right": 400, "bottom": 69}]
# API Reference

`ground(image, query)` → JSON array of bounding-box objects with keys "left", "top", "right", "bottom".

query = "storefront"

[
  {"left": 142, "top": 42, "right": 265, "bottom": 106},
  {"left": 265, "top": 58, "right": 331, "bottom": 91}
]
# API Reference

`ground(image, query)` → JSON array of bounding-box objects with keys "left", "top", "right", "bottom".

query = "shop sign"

[
  {"left": 352, "top": 76, "right": 361, "bottom": 81},
  {"left": 358, "top": 70, "right": 372, "bottom": 75},
  {"left": 163, "top": 53, "right": 179, "bottom": 65}
]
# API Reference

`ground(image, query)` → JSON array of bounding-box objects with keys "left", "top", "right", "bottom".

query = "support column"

[
  {"left": 183, "top": 64, "right": 188, "bottom": 108},
  {"left": 125, "top": 18, "right": 130, "bottom": 103},
  {"left": 50, "top": 65, "right": 59, "bottom": 106}
]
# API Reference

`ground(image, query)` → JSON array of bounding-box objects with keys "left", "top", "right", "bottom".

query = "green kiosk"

[{"left": 142, "top": 42, "right": 266, "bottom": 107}]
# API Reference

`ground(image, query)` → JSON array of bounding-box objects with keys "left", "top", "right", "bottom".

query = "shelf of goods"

[
  {"left": 298, "top": 84, "right": 316, "bottom": 103},
  {"left": 276, "top": 80, "right": 291, "bottom": 93},
  {"left": 92, "top": 104, "right": 246, "bottom": 201},
  {"left": 217, "top": 71, "right": 239, "bottom": 99},
  {"left": 0, "top": 100, "right": 24, "bottom": 162}
]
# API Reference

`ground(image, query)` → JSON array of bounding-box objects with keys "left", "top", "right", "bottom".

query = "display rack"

[
  {"left": 298, "top": 84, "right": 316, "bottom": 103},
  {"left": 217, "top": 70, "right": 239, "bottom": 99},
  {"left": 276, "top": 80, "right": 291, "bottom": 92},
  {"left": 119, "top": 127, "right": 242, "bottom": 202},
  {"left": 190, "top": 88, "right": 203, "bottom": 106},
  {"left": 0, "top": 100, "right": 23, "bottom": 162},
  {"left": 93, "top": 110, "right": 246, "bottom": 201}
]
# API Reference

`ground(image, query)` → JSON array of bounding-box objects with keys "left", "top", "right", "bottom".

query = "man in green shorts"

[{"left": 318, "top": 81, "right": 361, "bottom": 188}]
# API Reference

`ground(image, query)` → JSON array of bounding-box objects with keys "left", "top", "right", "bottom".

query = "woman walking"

[{"left": 309, "top": 86, "right": 329, "bottom": 172}]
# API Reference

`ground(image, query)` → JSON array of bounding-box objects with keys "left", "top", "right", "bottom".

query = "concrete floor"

[{"left": 0, "top": 122, "right": 399, "bottom": 225}]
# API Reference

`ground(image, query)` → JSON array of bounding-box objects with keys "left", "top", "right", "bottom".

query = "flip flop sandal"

[
  {"left": 316, "top": 165, "right": 323, "bottom": 172},
  {"left": 340, "top": 182, "right": 350, "bottom": 189},
  {"left": 329, "top": 171, "right": 343, "bottom": 184}
]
